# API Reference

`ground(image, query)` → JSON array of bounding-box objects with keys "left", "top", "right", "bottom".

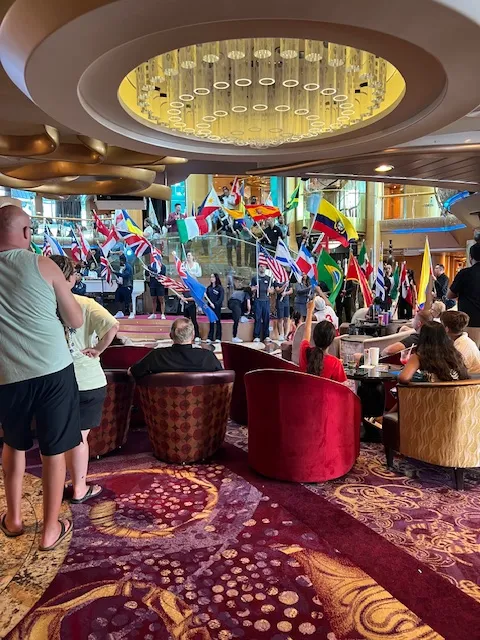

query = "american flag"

[
  {"left": 100, "top": 256, "right": 112, "bottom": 285},
  {"left": 157, "top": 274, "right": 188, "bottom": 293},
  {"left": 42, "top": 239, "right": 52, "bottom": 257},
  {"left": 76, "top": 225, "right": 91, "bottom": 260},
  {"left": 257, "top": 244, "right": 288, "bottom": 283}
]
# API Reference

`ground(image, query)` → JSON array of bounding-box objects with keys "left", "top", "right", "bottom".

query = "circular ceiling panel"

[{"left": 118, "top": 38, "right": 405, "bottom": 149}]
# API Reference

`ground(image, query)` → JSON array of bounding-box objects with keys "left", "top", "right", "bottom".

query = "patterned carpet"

[{"left": 1, "top": 425, "right": 479, "bottom": 639}]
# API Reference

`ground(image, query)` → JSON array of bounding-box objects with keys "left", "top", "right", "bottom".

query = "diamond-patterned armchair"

[
  {"left": 136, "top": 370, "right": 235, "bottom": 463},
  {"left": 88, "top": 369, "right": 135, "bottom": 458}
]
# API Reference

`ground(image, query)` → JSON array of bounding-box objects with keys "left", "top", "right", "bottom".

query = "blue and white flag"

[
  {"left": 43, "top": 230, "right": 66, "bottom": 256},
  {"left": 375, "top": 262, "right": 385, "bottom": 301},
  {"left": 275, "top": 238, "right": 302, "bottom": 283},
  {"left": 173, "top": 253, "right": 218, "bottom": 323}
]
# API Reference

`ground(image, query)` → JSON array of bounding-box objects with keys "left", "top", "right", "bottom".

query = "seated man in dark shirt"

[
  {"left": 129, "top": 318, "right": 222, "bottom": 379},
  {"left": 381, "top": 309, "right": 431, "bottom": 356}
]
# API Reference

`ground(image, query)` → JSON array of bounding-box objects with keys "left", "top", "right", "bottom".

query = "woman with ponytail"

[{"left": 299, "top": 299, "right": 347, "bottom": 383}]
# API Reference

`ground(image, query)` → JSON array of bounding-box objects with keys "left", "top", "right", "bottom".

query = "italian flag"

[{"left": 177, "top": 213, "right": 213, "bottom": 244}]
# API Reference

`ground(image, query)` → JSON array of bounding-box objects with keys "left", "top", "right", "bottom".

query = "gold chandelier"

[{"left": 119, "top": 38, "right": 405, "bottom": 149}]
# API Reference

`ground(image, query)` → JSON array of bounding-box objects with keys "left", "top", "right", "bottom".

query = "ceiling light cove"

[
  {"left": 375, "top": 163, "right": 394, "bottom": 172},
  {"left": 118, "top": 38, "right": 405, "bottom": 149}
]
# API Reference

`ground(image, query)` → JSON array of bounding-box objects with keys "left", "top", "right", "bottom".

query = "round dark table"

[{"left": 345, "top": 365, "right": 402, "bottom": 442}]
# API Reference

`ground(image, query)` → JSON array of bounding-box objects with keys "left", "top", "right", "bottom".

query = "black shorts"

[
  {"left": 150, "top": 280, "right": 166, "bottom": 297},
  {"left": 79, "top": 386, "right": 107, "bottom": 431},
  {"left": 0, "top": 364, "right": 81, "bottom": 456},
  {"left": 115, "top": 286, "right": 133, "bottom": 304}
]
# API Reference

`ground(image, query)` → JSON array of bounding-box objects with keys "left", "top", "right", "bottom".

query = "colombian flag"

[
  {"left": 245, "top": 204, "right": 281, "bottom": 221},
  {"left": 312, "top": 199, "right": 358, "bottom": 248}
]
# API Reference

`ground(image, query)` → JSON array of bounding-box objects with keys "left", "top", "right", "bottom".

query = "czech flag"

[
  {"left": 312, "top": 199, "right": 358, "bottom": 248},
  {"left": 295, "top": 244, "right": 318, "bottom": 286}
]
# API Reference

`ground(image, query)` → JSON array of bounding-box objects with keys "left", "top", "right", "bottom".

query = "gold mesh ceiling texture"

[{"left": 118, "top": 38, "right": 405, "bottom": 149}]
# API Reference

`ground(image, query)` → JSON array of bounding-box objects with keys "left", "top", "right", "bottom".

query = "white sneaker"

[
  {"left": 232, "top": 337, "right": 243, "bottom": 343},
  {"left": 148, "top": 314, "right": 157, "bottom": 320},
  {"left": 215, "top": 339, "right": 221, "bottom": 343},
  {"left": 278, "top": 335, "right": 285, "bottom": 342},
  {"left": 194, "top": 337, "right": 201, "bottom": 343},
  {"left": 204, "top": 339, "right": 212, "bottom": 344},
  {"left": 160, "top": 314, "right": 166, "bottom": 320},
  {"left": 264, "top": 337, "right": 272, "bottom": 343},
  {"left": 253, "top": 337, "right": 261, "bottom": 343},
  {"left": 114, "top": 311, "right": 125, "bottom": 319},
  {"left": 128, "top": 312, "right": 136, "bottom": 319}
]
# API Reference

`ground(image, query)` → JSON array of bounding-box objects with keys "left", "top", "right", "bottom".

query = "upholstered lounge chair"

[
  {"left": 383, "top": 379, "right": 480, "bottom": 489},
  {"left": 100, "top": 345, "right": 153, "bottom": 369},
  {"left": 221, "top": 342, "right": 299, "bottom": 424},
  {"left": 88, "top": 369, "right": 135, "bottom": 458},
  {"left": 245, "top": 369, "right": 362, "bottom": 482},
  {"left": 136, "top": 370, "right": 234, "bottom": 463}
]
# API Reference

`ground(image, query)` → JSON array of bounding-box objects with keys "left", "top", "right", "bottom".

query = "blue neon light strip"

[
  {"left": 443, "top": 190, "right": 472, "bottom": 212},
  {"left": 389, "top": 224, "right": 466, "bottom": 234}
]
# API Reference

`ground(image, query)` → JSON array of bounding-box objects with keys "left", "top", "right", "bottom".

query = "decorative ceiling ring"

[
  {"left": 33, "top": 177, "right": 153, "bottom": 196},
  {"left": 2, "top": 161, "right": 156, "bottom": 189},
  {"left": 0, "top": 125, "right": 59, "bottom": 157},
  {"left": 43, "top": 143, "right": 105, "bottom": 164},
  {"left": 132, "top": 183, "right": 172, "bottom": 199}
]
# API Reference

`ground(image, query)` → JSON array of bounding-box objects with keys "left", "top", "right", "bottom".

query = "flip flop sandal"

[
  {"left": 0, "top": 513, "right": 24, "bottom": 538},
  {"left": 70, "top": 485, "right": 103, "bottom": 504},
  {"left": 39, "top": 519, "right": 73, "bottom": 552}
]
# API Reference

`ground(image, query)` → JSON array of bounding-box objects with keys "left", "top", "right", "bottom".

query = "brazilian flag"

[
  {"left": 285, "top": 184, "right": 300, "bottom": 211},
  {"left": 30, "top": 241, "right": 42, "bottom": 254},
  {"left": 317, "top": 249, "right": 344, "bottom": 305}
]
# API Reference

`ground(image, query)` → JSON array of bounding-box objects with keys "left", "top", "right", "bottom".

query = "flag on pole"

[
  {"left": 275, "top": 238, "right": 302, "bottom": 283},
  {"left": 264, "top": 192, "right": 274, "bottom": 206},
  {"left": 76, "top": 225, "right": 91, "bottom": 261},
  {"left": 417, "top": 237, "right": 433, "bottom": 309},
  {"left": 346, "top": 253, "right": 374, "bottom": 307},
  {"left": 100, "top": 256, "right": 113, "bottom": 285},
  {"left": 172, "top": 252, "right": 218, "bottom": 322},
  {"left": 230, "top": 177, "right": 242, "bottom": 206},
  {"left": 147, "top": 198, "right": 160, "bottom": 228},
  {"left": 92, "top": 211, "right": 110, "bottom": 238},
  {"left": 150, "top": 247, "right": 163, "bottom": 273},
  {"left": 358, "top": 243, "right": 374, "bottom": 278},
  {"left": 177, "top": 211, "right": 213, "bottom": 243},
  {"left": 198, "top": 187, "right": 223, "bottom": 217},
  {"left": 317, "top": 249, "right": 344, "bottom": 305},
  {"left": 312, "top": 199, "right": 359, "bottom": 247},
  {"left": 285, "top": 183, "right": 300, "bottom": 211},
  {"left": 69, "top": 229, "right": 82, "bottom": 262},
  {"left": 295, "top": 244, "right": 318, "bottom": 286},
  {"left": 101, "top": 227, "right": 120, "bottom": 257},
  {"left": 121, "top": 232, "right": 152, "bottom": 258},
  {"left": 245, "top": 204, "right": 281, "bottom": 221},
  {"left": 399, "top": 262, "right": 413, "bottom": 307},
  {"left": 375, "top": 262, "right": 385, "bottom": 302},
  {"left": 115, "top": 210, "right": 143, "bottom": 235},
  {"left": 390, "top": 264, "right": 400, "bottom": 301},
  {"left": 43, "top": 231, "right": 66, "bottom": 256},
  {"left": 157, "top": 274, "right": 188, "bottom": 294},
  {"left": 257, "top": 244, "right": 288, "bottom": 283},
  {"left": 30, "top": 241, "right": 42, "bottom": 255}
]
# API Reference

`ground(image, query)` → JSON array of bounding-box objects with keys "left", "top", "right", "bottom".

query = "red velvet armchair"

[
  {"left": 100, "top": 345, "right": 152, "bottom": 369},
  {"left": 245, "top": 369, "right": 361, "bottom": 482},
  {"left": 88, "top": 370, "right": 135, "bottom": 458},
  {"left": 221, "top": 342, "right": 299, "bottom": 425},
  {"left": 136, "top": 370, "right": 235, "bottom": 463}
]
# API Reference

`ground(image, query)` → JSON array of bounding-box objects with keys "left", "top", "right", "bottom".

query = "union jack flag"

[
  {"left": 121, "top": 232, "right": 152, "bottom": 258},
  {"left": 150, "top": 247, "right": 163, "bottom": 272},
  {"left": 100, "top": 256, "right": 112, "bottom": 285},
  {"left": 257, "top": 244, "right": 288, "bottom": 283},
  {"left": 157, "top": 274, "right": 188, "bottom": 293}
]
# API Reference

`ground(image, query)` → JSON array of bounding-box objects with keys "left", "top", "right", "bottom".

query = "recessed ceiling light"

[{"left": 375, "top": 164, "right": 394, "bottom": 173}]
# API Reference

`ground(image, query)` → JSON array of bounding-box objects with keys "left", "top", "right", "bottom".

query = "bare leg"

[
  {"left": 2, "top": 444, "right": 25, "bottom": 533},
  {"left": 40, "top": 452, "right": 70, "bottom": 549},
  {"left": 159, "top": 296, "right": 166, "bottom": 315},
  {"left": 66, "top": 430, "right": 95, "bottom": 500}
]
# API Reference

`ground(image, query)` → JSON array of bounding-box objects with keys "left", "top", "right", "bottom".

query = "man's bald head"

[{"left": 0, "top": 205, "right": 32, "bottom": 250}]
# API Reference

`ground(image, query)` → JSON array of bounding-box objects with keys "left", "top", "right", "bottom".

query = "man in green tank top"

[{"left": 0, "top": 205, "right": 84, "bottom": 551}]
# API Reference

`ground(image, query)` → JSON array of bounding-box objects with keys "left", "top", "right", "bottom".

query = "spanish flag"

[
  {"left": 312, "top": 198, "right": 358, "bottom": 248},
  {"left": 245, "top": 204, "right": 281, "bottom": 221}
]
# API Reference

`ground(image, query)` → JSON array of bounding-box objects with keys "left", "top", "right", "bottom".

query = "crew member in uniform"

[{"left": 250, "top": 264, "right": 274, "bottom": 343}]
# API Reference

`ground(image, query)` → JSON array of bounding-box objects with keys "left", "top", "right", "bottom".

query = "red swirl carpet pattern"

[{"left": 0, "top": 424, "right": 479, "bottom": 639}]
